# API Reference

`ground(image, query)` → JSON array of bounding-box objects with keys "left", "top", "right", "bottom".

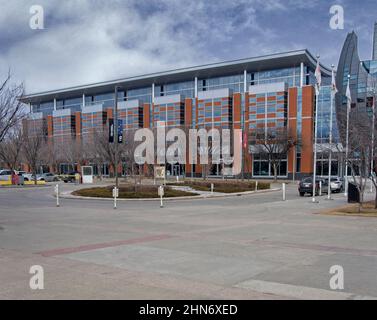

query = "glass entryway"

[{"left": 252, "top": 154, "right": 288, "bottom": 178}]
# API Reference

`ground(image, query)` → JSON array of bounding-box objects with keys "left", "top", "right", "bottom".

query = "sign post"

[
  {"left": 113, "top": 187, "right": 119, "bottom": 210},
  {"left": 55, "top": 184, "right": 59, "bottom": 207},
  {"left": 158, "top": 186, "right": 164, "bottom": 208},
  {"left": 154, "top": 166, "right": 165, "bottom": 184}
]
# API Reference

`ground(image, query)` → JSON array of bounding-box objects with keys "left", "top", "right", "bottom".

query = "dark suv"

[
  {"left": 299, "top": 177, "right": 328, "bottom": 196},
  {"left": 63, "top": 172, "right": 77, "bottom": 183}
]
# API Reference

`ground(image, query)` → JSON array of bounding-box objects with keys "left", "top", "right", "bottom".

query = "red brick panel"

[
  {"left": 288, "top": 88, "right": 298, "bottom": 174},
  {"left": 301, "top": 86, "right": 314, "bottom": 174}
]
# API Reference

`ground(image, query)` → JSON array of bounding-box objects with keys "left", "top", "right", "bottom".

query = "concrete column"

[
  {"left": 244, "top": 70, "right": 247, "bottom": 93},
  {"left": 82, "top": 93, "right": 85, "bottom": 108},
  {"left": 53, "top": 98, "right": 57, "bottom": 111},
  {"left": 194, "top": 77, "right": 198, "bottom": 98},
  {"left": 152, "top": 83, "right": 155, "bottom": 104}
]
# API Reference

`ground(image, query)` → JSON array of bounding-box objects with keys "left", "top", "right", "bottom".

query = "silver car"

[
  {"left": 330, "top": 177, "right": 343, "bottom": 193},
  {"left": 39, "top": 173, "right": 59, "bottom": 182}
]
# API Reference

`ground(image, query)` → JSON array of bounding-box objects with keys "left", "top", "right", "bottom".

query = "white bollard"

[
  {"left": 282, "top": 183, "right": 286, "bottom": 201},
  {"left": 255, "top": 181, "right": 258, "bottom": 191},
  {"left": 55, "top": 184, "right": 59, "bottom": 207},
  {"left": 176, "top": 176, "right": 179, "bottom": 182},
  {"left": 113, "top": 187, "right": 118, "bottom": 209},
  {"left": 158, "top": 186, "right": 164, "bottom": 208},
  {"left": 211, "top": 183, "right": 214, "bottom": 195},
  {"left": 319, "top": 180, "right": 322, "bottom": 196}
]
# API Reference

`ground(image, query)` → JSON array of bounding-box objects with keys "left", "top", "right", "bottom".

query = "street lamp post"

[
  {"left": 312, "top": 55, "right": 321, "bottom": 203},
  {"left": 371, "top": 89, "right": 376, "bottom": 193},
  {"left": 327, "top": 64, "right": 335, "bottom": 200},
  {"left": 344, "top": 75, "right": 351, "bottom": 197},
  {"left": 114, "top": 86, "right": 120, "bottom": 189}
]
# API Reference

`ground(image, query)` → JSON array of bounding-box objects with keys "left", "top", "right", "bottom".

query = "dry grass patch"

[{"left": 320, "top": 201, "right": 377, "bottom": 217}]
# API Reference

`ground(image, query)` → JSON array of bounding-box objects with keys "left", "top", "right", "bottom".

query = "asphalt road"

[{"left": 0, "top": 182, "right": 376, "bottom": 299}]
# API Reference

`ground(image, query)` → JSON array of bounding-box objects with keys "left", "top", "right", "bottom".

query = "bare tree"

[
  {"left": 0, "top": 125, "right": 24, "bottom": 170},
  {"left": 365, "top": 79, "right": 377, "bottom": 208},
  {"left": 249, "top": 127, "right": 297, "bottom": 181},
  {"left": 0, "top": 71, "right": 25, "bottom": 143},
  {"left": 335, "top": 98, "right": 376, "bottom": 212},
  {"left": 123, "top": 128, "right": 139, "bottom": 184},
  {"left": 92, "top": 129, "right": 117, "bottom": 177},
  {"left": 22, "top": 124, "right": 46, "bottom": 184},
  {"left": 54, "top": 136, "right": 85, "bottom": 173}
]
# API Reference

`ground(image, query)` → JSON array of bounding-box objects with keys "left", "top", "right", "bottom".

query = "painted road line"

[{"left": 36, "top": 234, "right": 173, "bottom": 257}]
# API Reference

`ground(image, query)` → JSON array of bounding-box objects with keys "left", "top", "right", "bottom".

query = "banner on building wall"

[
  {"left": 108, "top": 119, "right": 123, "bottom": 143},
  {"left": 117, "top": 119, "right": 123, "bottom": 143},
  {"left": 109, "top": 119, "right": 114, "bottom": 143}
]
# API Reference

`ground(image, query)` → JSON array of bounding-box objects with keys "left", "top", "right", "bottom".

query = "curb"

[
  {"left": 0, "top": 184, "right": 49, "bottom": 189},
  {"left": 59, "top": 188, "right": 281, "bottom": 202}
]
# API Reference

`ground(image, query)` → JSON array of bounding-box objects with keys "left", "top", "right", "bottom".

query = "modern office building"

[
  {"left": 336, "top": 23, "right": 377, "bottom": 148},
  {"left": 21, "top": 48, "right": 339, "bottom": 179}
]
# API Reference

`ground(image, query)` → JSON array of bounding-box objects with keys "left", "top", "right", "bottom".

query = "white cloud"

[
  {"left": 0, "top": 0, "right": 373, "bottom": 94},
  {"left": 0, "top": 0, "right": 278, "bottom": 93}
]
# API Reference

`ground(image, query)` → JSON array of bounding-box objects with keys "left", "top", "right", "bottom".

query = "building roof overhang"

[{"left": 20, "top": 49, "right": 332, "bottom": 104}]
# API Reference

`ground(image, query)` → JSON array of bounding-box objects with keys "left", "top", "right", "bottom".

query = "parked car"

[
  {"left": 329, "top": 177, "right": 343, "bottom": 193},
  {"left": 0, "top": 170, "right": 25, "bottom": 185},
  {"left": 22, "top": 173, "right": 45, "bottom": 182},
  {"left": 62, "top": 172, "right": 77, "bottom": 183},
  {"left": 298, "top": 177, "right": 329, "bottom": 196},
  {"left": 39, "top": 173, "right": 59, "bottom": 182},
  {"left": 0, "top": 169, "right": 13, "bottom": 176},
  {"left": 0, "top": 169, "right": 14, "bottom": 181}
]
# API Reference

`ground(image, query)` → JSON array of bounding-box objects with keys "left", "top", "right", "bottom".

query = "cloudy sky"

[{"left": 1, "top": 0, "right": 376, "bottom": 94}]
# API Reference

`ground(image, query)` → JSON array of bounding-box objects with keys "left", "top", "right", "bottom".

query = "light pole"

[
  {"left": 114, "top": 85, "right": 121, "bottom": 189},
  {"left": 327, "top": 64, "right": 335, "bottom": 200},
  {"left": 344, "top": 75, "right": 351, "bottom": 197},
  {"left": 312, "top": 54, "right": 321, "bottom": 203},
  {"left": 371, "top": 89, "right": 376, "bottom": 193}
]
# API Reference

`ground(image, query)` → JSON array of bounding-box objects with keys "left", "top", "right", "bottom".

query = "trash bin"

[
  {"left": 348, "top": 182, "right": 360, "bottom": 203},
  {"left": 17, "top": 174, "right": 24, "bottom": 185}
]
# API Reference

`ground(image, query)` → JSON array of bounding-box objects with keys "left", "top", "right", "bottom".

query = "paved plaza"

[{"left": 0, "top": 182, "right": 376, "bottom": 299}]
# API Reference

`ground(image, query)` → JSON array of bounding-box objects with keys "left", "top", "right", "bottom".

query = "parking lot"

[{"left": 0, "top": 182, "right": 377, "bottom": 299}]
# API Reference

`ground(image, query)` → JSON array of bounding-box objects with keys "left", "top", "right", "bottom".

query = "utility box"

[
  {"left": 81, "top": 166, "right": 93, "bottom": 184},
  {"left": 348, "top": 183, "right": 360, "bottom": 203}
]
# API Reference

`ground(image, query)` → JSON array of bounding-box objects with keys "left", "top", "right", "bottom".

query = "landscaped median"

[
  {"left": 70, "top": 180, "right": 272, "bottom": 200},
  {"left": 169, "top": 180, "right": 270, "bottom": 193},
  {"left": 72, "top": 184, "right": 198, "bottom": 199}
]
